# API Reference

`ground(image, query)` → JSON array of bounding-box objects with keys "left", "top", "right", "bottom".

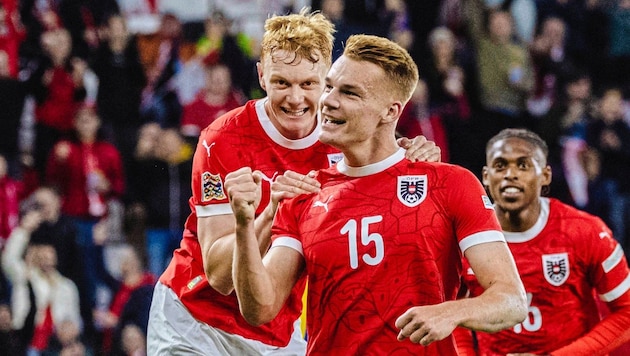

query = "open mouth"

[
  {"left": 282, "top": 107, "right": 309, "bottom": 117},
  {"left": 323, "top": 115, "right": 346, "bottom": 125}
]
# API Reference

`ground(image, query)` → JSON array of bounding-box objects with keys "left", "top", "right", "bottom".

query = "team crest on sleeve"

[
  {"left": 327, "top": 153, "right": 344, "bottom": 167},
  {"left": 397, "top": 175, "right": 427, "bottom": 207},
  {"left": 201, "top": 172, "right": 226, "bottom": 202},
  {"left": 542, "top": 253, "right": 570, "bottom": 286}
]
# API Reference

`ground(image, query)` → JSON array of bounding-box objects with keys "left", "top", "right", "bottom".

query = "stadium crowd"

[{"left": 0, "top": 0, "right": 627, "bottom": 355}]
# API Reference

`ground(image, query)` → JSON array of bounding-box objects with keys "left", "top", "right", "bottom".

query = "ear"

[
  {"left": 541, "top": 164, "right": 552, "bottom": 186},
  {"left": 383, "top": 101, "right": 403, "bottom": 124},
  {"left": 481, "top": 166, "right": 490, "bottom": 187},
  {"left": 256, "top": 62, "right": 266, "bottom": 91}
]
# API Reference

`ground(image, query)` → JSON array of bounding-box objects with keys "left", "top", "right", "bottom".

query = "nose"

[
  {"left": 286, "top": 86, "right": 304, "bottom": 105},
  {"left": 504, "top": 165, "right": 518, "bottom": 180},
  {"left": 321, "top": 88, "right": 338, "bottom": 110}
]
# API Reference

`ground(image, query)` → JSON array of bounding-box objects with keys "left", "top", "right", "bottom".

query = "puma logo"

[
  {"left": 312, "top": 196, "right": 332, "bottom": 212},
  {"left": 202, "top": 140, "right": 215, "bottom": 157},
  {"left": 259, "top": 171, "right": 278, "bottom": 183}
]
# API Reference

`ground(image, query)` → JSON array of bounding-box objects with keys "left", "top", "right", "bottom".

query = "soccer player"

[
  {"left": 146, "top": 10, "right": 440, "bottom": 355},
  {"left": 228, "top": 34, "right": 527, "bottom": 355},
  {"left": 454, "top": 128, "right": 630, "bottom": 355}
]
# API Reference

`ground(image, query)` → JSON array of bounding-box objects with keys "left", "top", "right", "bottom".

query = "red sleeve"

[
  {"left": 453, "top": 326, "right": 478, "bottom": 356},
  {"left": 551, "top": 291, "right": 630, "bottom": 356}
]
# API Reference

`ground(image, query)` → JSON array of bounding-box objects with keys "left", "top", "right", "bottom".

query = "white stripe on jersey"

[
  {"left": 459, "top": 230, "right": 506, "bottom": 253},
  {"left": 196, "top": 203, "right": 232, "bottom": 217},
  {"left": 600, "top": 273, "right": 630, "bottom": 302},
  {"left": 272, "top": 237, "right": 304, "bottom": 255},
  {"left": 602, "top": 244, "right": 625, "bottom": 273}
]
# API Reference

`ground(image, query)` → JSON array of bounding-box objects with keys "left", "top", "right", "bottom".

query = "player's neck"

[
  {"left": 342, "top": 140, "right": 399, "bottom": 167},
  {"left": 499, "top": 202, "right": 542, "bottom": 233}
]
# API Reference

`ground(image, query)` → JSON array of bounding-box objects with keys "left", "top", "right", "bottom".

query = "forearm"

[
  {"left": 204, "top": 205, "right": 276, "bottom": 295},
  {"left": 456, "top": 282, "right": 527, "bottom": 332},
  {"left": 232, "top": 221, "right": 279, "bottom": 326},
  {"left": 1, "top": 227, "right": 29, "bottom": 280},
  {"left": 551, "top": 298, "right": 630, "bottom": 356}
]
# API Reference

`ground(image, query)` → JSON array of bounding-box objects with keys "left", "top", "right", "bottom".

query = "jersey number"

[
  {"left": 513, "top": 292, "right": 542, "bottom": 333},
  {"left": 341, "top": 216, "right": 384, "bottom": 269}
]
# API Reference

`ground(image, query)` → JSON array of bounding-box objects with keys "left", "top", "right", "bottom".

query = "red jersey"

[
  {"left": 159, "top": 99, "right": 342, "bottom": 347},
  {"left": 462, "top": 198, "right": 630, "bottom": 355},
  {"left": 271, "top": 149, "right": 504, "bottom": 355}
]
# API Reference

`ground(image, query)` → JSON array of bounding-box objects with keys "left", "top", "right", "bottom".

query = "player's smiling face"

[
  {"left": 318, "top": 56, "right": 393, "bottom": 151},
  {"left": 483, "top": 137, "right": 551, "bottom": 213},
  {"left": 257, "top": 49, "right": 328, "bottom": 140}
]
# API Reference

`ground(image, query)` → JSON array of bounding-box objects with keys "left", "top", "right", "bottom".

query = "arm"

[
  {"left": 396, "top": 241, "right": 527, "bottom": 346},
  {"left": 226, "top": 168, "right": 304, "bottom": 325},
  {"left": 549, "top": 289, "right": 630, "bottom": 355},
  {"left": 200, "top": 169, "right": 319, "bottom": 295}
]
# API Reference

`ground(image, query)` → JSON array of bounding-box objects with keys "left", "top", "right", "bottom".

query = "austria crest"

[
  {"left": 542, "top": 253, "right": 570, "bottom": 286},
  {"left": 397, "top": 175, "right": 427, "bottom": 207}
]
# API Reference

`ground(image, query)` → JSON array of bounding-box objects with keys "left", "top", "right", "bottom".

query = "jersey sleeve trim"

[
  {"left": 600, "top": 274, "right": 630, "bottom": 302},
  {"left": 271, "top": 237, "right": 304, "bottom": 255},
  {"left": 195, "top": 203, "right": 232, "bottom": 217},
  {"left": 459, "top": 230, "right": 506, "bottom": 252},
  {"left": 602, "top": 245, "right": 625, "bottom": 273}
]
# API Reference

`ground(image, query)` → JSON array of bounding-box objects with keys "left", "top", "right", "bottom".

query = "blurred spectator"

[
  {"left": 422, "top": 26, "right": 473, "bottom": 119},
  {"left": 527, "top": 16, "right": 575, "bottom": 118},
  {"left": 586, "top": 87, "right": 630, "bottom": 252},
  {"left": 128, "top": 127, "right": 191, "bottom": 278},
  {"left": 464, "top": 0, "right": 535, "bottom": 141},
  {"left": 179, "top": 58, "right": 245, "bottom": 140},
  {"left": 2, "top": 228, "right": 83, "bottom": 355},
  {"left": 45, "top": 104, "right": 125, "bottom": 315},
  {"left": 92, "top": 222, "right": 154, "bottom": 356},
  {"left": 535, "top": 0, "right": 609, "bottom": 91},
  {"left": 0, "top": 303, "right": 20, "bottom": 354},
  {"left": 0, "top": 0, "right": 25, "bottom": 78},
  {"left": 137, "top": 13, "right": 190, "bottom": 128},
  {"left": 52, "top": 0, "right": 120, "bottom": 59},
  {"left": 0, "top": 48, "right": 29, "bottom": 177},
  {"left": 120, "top": 324, "right": 145, "bottom": 356},
  {"left": 420, "top": 26, "right": 479, "bottom": 169},
  {"left": 190, "top": 10, "right": 255, "bottom": 99},
  {"left": 90, "top": 13, "right": 147, "bottom": 179},
  {"left": 397, "top": 79, "right": 451, "bottom": 163},
  {"left": 483, "top": 0, "right": 537, "bottom": 43},
  {"left": 0, "top": 153, "right": 25, "bottom": 248},
  {"left": 602, "top": 0, "right": 630, "bottom": 94},
  {"left": 17, "top": 0, "right": 62, "bottom": 60},
  {"left": 11, "top": 186, "right": 93, "bottom": 349},
  {"left": 320, "top": 0, "right": 349, "bottom": 60},
  {"left": 384, "top": 0, "right": 414, "bottom": 51},
  {"left": 41, "top": 318, "right": 91, "bottom": 356},
  {"left": 537, "top": 69, "right": 594, "bottom": 209},
  {"left": 30, "top": 28, "right": 95, "bottom": 180}
]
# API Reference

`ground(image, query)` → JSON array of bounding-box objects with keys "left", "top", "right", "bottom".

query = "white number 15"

[{"left": 341, "top": 216, "right": 384, "bottom": 269}]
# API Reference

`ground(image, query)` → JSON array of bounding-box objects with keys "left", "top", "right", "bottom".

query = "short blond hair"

[
  {"left": 342, "top": 34, "right": 419, "bottom": 103},
  {"left": 260, "top": 9, "right": 335, "bottom": 67}
]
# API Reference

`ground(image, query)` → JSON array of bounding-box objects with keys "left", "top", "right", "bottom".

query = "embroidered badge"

[
  {"left": 542, "top": 253, "right": 570, "bottom": 286},
  {"left": 397, "top": 175, "right": 427, "bottom": 207},
  {"left": 201, "top": 172, "right": 225, "bottom": 202}
]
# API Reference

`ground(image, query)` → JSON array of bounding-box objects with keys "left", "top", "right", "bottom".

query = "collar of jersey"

[
  {"left": 502, "top": 197, "right": 550, "bottom": 243},
  {"left": 337, "top": 148, "right": 405, "bottom": 177},
  {"left": 256, "top": 98, "right": 321, "bottom": 149}
]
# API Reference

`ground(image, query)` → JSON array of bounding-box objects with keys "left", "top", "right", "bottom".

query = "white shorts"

[{"left": 147, "top": 281, "right": 307, "bottom": 355}]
